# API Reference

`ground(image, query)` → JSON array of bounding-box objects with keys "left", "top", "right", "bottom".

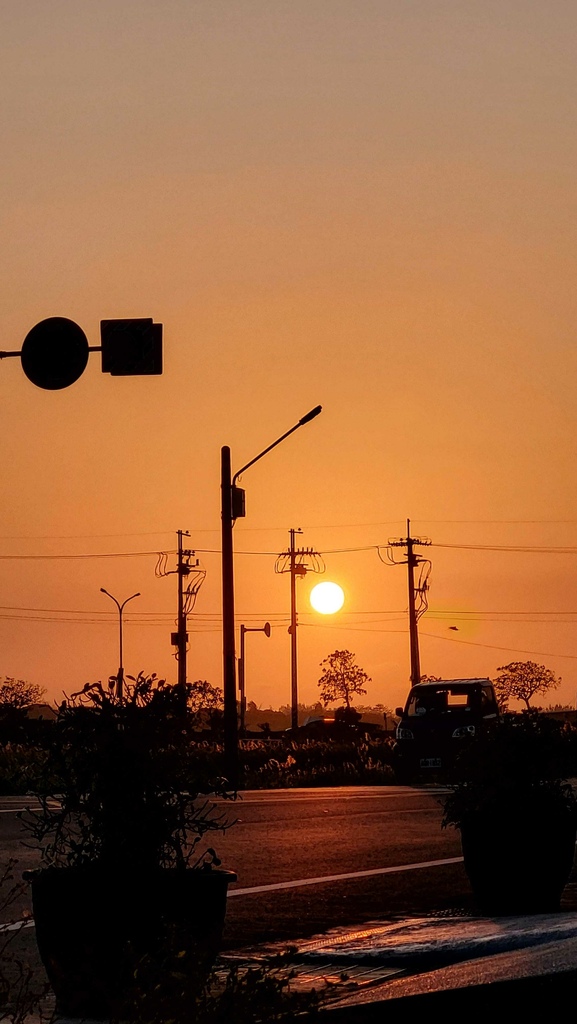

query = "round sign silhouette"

[{"left": 21, "top": 317, "right": 89, "bottom": 390}]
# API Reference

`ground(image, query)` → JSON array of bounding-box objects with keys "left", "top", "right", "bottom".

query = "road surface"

[
  {"left": 213, "top": 785, "right": 471, "bottom": 946},
  {"left": 1, "top": 785, "right": 470, "bottom": 946}
]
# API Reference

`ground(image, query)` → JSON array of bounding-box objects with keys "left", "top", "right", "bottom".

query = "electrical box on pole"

[{"left": 231, "top": 486, "right": 246, "bottom": 520}]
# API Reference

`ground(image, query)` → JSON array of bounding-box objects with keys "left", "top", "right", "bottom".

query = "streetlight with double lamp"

[
  {"left": 100, "top": 588, "right": 141, "bottom": 699},
  {"left": 221, "top": 405, "right": 322, "bottom": 786},
  {"left": 238, "top": 622, "right": 271, "bottom": 735}
]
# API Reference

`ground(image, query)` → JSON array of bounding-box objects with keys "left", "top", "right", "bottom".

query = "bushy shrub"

[
  {"left": 0, "top": 734, "right": 396, "bottom": 795},
  {"left": 0, "top": 744, "right": 51, "bottom": 796},
  {"left": 116, "top": 946, "right": 329, "bottom": 1023},
  {"left": 240, "top": 738, "right": 395, "bottom": 788}
]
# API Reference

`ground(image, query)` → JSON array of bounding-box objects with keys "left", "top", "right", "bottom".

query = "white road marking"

[
  {"left": 232, "top": 795, "right": 444, "bottom": 805},
  {"left": 0, "top": 918, "right": 34, "bottom": 933},
  {"left": 0, "top": 802, "right": 60, "bottom": 813},
  {"left": 227, "top": 856, "right": 464, "bottom": 896},
  {"left": 0, "top": 791, "right": 446, "bottom": 815},
  {"left": 0, "top": 855, "right": 465, "bottom": 931}
]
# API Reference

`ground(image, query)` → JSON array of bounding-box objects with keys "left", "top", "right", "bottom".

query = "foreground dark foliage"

[
  {"left": 19, "top": 674, "right": 237, "bottom": 872},
  {"left": 0, "top": 860, "right": 51, "bottom": 1024},
  {"left": 442, "top": 711, "right": 577, "bottom": 914},
  {"left": 114, "top": 943, "right": 329, "bottom": 1024}
]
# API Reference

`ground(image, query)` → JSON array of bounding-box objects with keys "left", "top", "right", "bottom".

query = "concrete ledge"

[{"left": 323, "top": 969, "right": 577, "bottom": 1019}]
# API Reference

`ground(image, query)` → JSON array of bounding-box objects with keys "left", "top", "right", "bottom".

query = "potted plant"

[
  {"left": 20, "top": 673, "right": 238, "bottom": 1019},
  {"left": 442, "top": 710, "right": 577, "bottom": 915}
]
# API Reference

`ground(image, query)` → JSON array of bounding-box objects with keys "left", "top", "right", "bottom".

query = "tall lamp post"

[
  {"left": 238, "top": 622, "right": 271, "bottom": 735},
  {"left": 100, "top": 588, "right": 141, "bottom": 699},
  {"left": 221, "top": 405, "right": 322, "bottom": 787}
]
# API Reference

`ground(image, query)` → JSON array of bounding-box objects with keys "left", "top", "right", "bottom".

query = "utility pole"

[
  {"left": 176, "top": 529, "right": 189, "bottom": 688},
  {"left": 289, "top": 528, "right": 300, "bottom": 731},
  {"left": 406, "top": 527, "right": 421, "bottom": 687},
  {"left": 275, "top": 532, "right": 324, "bottom": 729},
  {"left": 155, "top": 532, "right": 206, "bottom": 690},
  {"left": 384, "top": 520, "right": 432, "bottom": 687}
]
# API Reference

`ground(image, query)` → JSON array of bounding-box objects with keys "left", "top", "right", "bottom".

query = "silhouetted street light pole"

[
  {"left": 100, "top": 588, "right": 141, "bottom": 699},
  {"left": 239, "top": 622, "right": 271, "bottom": 735},
  {"left": 221, "top": 405, "right": 322, "bottom": 787}
]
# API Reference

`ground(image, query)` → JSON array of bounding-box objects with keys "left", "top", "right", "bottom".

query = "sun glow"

[{"left": 310, "top": 581, "right": 345, "bottom": 615}]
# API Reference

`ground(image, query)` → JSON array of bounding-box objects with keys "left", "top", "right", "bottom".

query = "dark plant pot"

[
  {"left": 460, "top": 793, "right": 577, "bottom": 915},
  {"left": 27, "top": 865, "right": 237, "bottom": 1019}
]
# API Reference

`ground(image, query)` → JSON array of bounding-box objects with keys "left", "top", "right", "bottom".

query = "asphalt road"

[
  {"left": 3, "top": 786, "right": 577, "bottom": 1018},
  {"left": 214, "top": 785, "right": 473, "bottom": 947},
  {"left": 1, "top": 785, "right": 470, "bottom": 944}
]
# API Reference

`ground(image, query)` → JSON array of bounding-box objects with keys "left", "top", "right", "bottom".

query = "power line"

[
  {"left": 434, "top": 543, "right": 577, "bottom": 554},
  {"left": 0, "top": 605, "right": 173, "bottom": 615},
  {"left": 0, "top": 550, "right": 175, "bottom": 560},
  {"left": 4, "top": 539, "right": 577, "bottom": 560},
  {"left": 3, "top": 597, "right": 577, "bottom": 621},
  {"left": 3, "top": 518, "right": 577, "bottom": 541},
  {"left": 0, "top": 531, "right": 175, "bottom": 541},
  {"left": 420, "top": 631, "right": 577, "bottom": 660}
]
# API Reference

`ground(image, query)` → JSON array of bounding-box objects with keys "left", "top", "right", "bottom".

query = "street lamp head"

[{"left": 298, "top": 405, "right": 322, "bottom": 426}]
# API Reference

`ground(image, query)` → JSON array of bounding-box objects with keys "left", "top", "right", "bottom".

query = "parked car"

[{"left": 392, "top": 678, "right": 500, "bottom": 784}]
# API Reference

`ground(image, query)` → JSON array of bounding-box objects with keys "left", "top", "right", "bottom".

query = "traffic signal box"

[{"left": 100, "top": 319, "right": 163, "bottom": 376}]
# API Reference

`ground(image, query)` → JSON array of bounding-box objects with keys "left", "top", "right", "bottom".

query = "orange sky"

[{"left": 2, "top": 1, "right": 577, "bottom": 713}]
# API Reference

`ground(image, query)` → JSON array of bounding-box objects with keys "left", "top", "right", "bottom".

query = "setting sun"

[{"left": 310, "top": 581, "right": 345, "bottom": 615}]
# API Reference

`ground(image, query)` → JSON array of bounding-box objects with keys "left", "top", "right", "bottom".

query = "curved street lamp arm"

[
  {"left": 232, "top": 405, "right": 322, "bottom": 486},
  {"left": 100, "top": 587, "right": 120, "bottom": 611}
]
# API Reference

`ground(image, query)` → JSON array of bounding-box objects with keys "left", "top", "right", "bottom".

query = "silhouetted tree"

[
  {"left": 187, "top": 679, "right": 223, "bottom": 714},
  {"left": 318, "top": 650, "right": 370, "bottom": 709},
  {"left": 494, "top": 661, "right": 561, "bottom": 711},
  {"left": 0, "top": 676, "right": 45, "bottom": 710}
]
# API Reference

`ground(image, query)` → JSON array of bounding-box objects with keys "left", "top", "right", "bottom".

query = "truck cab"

[{"left": 392, "top": 677, "right": 499, "bottom": 784}]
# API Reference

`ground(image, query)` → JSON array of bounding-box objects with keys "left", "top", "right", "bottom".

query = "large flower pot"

[
  {"left": 459, "top": 789, "right": 577, "bottom": 915},
  {"left": 26, "top": 865, "right": 237, "bottom": 1019}
]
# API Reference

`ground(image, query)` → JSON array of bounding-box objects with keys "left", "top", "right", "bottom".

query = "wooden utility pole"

[
  {"left": 176, "top": 529, "right": 189, "bottom": 688},
  {"left": 289, "top": 528, "right": 299, "bottom": 731},
  {"left": 406, "top": 525, "right": 421, "bottom": 687},
  {"left": 386, "top": 520, "right": 432, "bottom": 687},
  {"left": 275, "top": 531, "right": 324, "bottom": 729},
  {"left": 156, "top": 531, "right": 205, "bottom": 707}
]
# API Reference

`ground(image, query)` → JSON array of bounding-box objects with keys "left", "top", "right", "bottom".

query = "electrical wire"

[
  {"left": 0, "top": 550, "right": 175, "bottom": 560},
  {"left": 434, "top": 543, "right": 577, "bottom": 554},
  {"left": 4, "top": 540, "right": 577, "bottom": 560},
  {"left": 0, "top": 531, "right": 175, "bottom": 541},
  {"left": 419, "top": 631, "right": 577, "bottom": 660}
]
